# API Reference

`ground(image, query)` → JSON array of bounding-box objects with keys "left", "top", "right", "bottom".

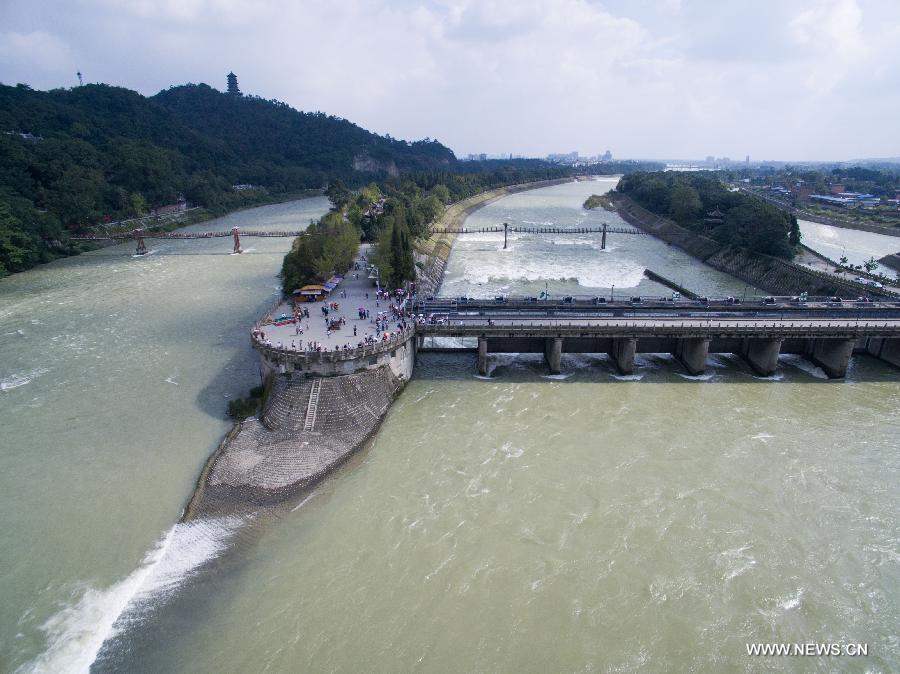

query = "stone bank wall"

[
  {"left": 255, "top": 329, "right": 416, "bottom": 379},
  {"left": 613, "top": 193, "right": 894, "bottom": 298},
  {"left": 183, "top": 334, "right": 416, "bottom": 519},
  {"left": 184, "top": 364, "right": 409, "bottom": 519}
]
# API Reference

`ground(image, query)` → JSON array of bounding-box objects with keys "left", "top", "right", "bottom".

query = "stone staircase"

[
  {"left": 261, "top": 377, "right": 313, "bottom": 432},
  {"left": 303, "top": 378, "right": 322, "bottom": 432}
]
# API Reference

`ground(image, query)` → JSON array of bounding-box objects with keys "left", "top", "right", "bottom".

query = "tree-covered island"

[
  {"left": 617, "top": 171, "right": 802, "bottom": 259},
  {"left": 583, "top": 193, "right": 615, "bottom": 210}
]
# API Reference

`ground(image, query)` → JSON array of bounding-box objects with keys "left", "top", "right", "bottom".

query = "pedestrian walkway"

[{"left": 256, "top": 244, "right": 412, "bottom": 352}]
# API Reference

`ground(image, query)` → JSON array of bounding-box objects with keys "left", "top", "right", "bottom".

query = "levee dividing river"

[{"left": 2, "top": 180, "right": 898, "bottom": 673}]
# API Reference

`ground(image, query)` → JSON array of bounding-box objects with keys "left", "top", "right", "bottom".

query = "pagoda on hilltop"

[{"left": 226, "top": 71, "right": 242, "bottom": 96}]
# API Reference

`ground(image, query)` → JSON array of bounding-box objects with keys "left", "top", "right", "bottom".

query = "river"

[
  {"left": 2, "top": 182, "right": 898, "bottom": 672},
  {"left": 799, "top": 219, "right": 900, "bottom": 280},
  {"left": 0, "top": 198, "right": 330, "bottom": 672}
]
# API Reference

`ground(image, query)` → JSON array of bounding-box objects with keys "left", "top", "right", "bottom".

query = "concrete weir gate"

[{"left": 414, "top": 302, "right": 900, "bottom": 379}]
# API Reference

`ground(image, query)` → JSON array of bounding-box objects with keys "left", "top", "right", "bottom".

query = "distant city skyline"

[{"left": 1, "top": 0, "right": 898, "bottom": 162}]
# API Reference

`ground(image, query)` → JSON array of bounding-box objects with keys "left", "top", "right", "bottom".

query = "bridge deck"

[
  {"left": 418, "top": 317, "right": 900, "bottom": 339},
  {"left": 70, "top": 230, "right": 305, "bottom": 241}
]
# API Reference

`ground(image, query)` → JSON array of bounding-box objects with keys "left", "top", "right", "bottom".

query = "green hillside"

[{"left": 0, "top": 81, "right": 456, "bottom": 276}]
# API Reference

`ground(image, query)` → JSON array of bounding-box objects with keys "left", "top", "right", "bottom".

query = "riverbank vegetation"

[
  {"left": 227, "top": 385, "right": 265, "bottom": 420},
  {"left": 281, "top": 210, "right": 361, "bottom": 292},
  {"left": 617, "top": 171, "right": 801, "bottom": 259},
  {"left": 583, "top": 193, "right": 615, "bottom": 210}
]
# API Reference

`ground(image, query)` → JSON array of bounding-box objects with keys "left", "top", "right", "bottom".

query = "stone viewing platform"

[{"left": 184, "top": 246, "right": 417, "bottom": 519}]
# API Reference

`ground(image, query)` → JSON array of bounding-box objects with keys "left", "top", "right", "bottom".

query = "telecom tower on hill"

[{"left": 226, "top": 71, "right": 242, "bottom": 96}]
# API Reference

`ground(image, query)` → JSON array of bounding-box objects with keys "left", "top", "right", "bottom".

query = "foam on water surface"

[
  {"left": 779, "top": 354, "right": 829, "bottom": 379},
  {"left": 1, "top": 368, "right": 50, "bottom": 392},
  {"left": 19, "top": 517, "right": 245, "bottom": 674}
]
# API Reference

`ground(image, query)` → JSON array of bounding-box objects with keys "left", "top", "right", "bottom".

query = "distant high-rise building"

[
  {"left": 226, "top": 71, "right": 242, "bottom": 96},
  {"left": 746, "top": 155, "right": 750, "bottom": 164}
]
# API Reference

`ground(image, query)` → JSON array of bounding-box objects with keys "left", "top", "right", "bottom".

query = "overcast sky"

[{"left": 1, "top": 0, "right": 898, "bottom": 161}]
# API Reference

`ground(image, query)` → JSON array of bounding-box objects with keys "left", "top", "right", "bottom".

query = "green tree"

[
  {"left": 325, "top": 179, "right": 351, "bottom": 211},
  {"left": 0, "top": 202, "right": 39, "bottom": 276},
  {"left": 788, "top": 215, "right": 802, "bottom": 246},
  {"left": 431, "top": 184, "right": 450, "bottom": 204},
  {"left": 128, "top": 192, "right": 146, "bottom": 217},
  {"left": 668, "top": 183, "right": 702, "bottom": 226}
]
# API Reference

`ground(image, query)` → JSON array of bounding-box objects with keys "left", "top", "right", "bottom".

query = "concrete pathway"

[{"left": 260, "top": 244, "right": 408, "bottom": 351}]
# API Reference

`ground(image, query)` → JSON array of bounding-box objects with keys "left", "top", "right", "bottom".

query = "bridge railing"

[
  {"left": 417, "top": 319, "right": 900, "bottom": 338},
  {"left": 415, "top": 295, "right": 900, "bottom": 308}
]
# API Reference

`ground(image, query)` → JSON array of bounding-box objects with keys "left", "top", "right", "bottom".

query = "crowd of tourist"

[{"left": 251, "top": 255, "right": 418, "bottom": 356}]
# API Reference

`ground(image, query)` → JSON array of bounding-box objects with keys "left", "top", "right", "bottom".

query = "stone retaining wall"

[
  {"left": 254, "top": 328, "right": 416, "bottom": 378},
  {"left": 184, "top": 364, "right": 408, "bottom": 519},
  {"left": 879, "top": 253, "right": 900, "bottom": 273},
  {"left": 613, "top": 193, "right": 896, "bottom": 298}
]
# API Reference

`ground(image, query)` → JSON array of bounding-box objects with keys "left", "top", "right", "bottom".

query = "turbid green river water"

[{"left": 1, "top": 181, "right": 897, "bottom": 673}]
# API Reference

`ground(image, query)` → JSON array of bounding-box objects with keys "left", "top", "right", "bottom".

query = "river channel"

[
  {"left": 2, "top": 181, "right": 898, "bottom": 673},
  {"left": 798, "top": 219, "right": 900, "bottom": 281}
]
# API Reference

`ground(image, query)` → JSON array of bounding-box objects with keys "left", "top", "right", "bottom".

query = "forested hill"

[
  {"left": 0, "top": 81, "right": 455, "bottom": 275},
  {"left": 153, "top": 84, "right": 455, "bottom": 180}
]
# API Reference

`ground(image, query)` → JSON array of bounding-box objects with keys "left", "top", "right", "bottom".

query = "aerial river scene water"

[{"left": 2, "top": 180, "right": 898, "bottom": 672}]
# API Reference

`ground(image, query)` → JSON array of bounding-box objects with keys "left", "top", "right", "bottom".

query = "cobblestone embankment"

[
  {"left": 184, "top": 365, "right": 406, "bottom": 519},
  {"left": 879, "top": 253, "right": 900, "bottom": 273},
  {"left": 612, "top": 194, "right": 897, "bottom": 298}
]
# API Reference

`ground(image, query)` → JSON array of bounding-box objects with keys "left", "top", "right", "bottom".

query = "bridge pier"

[
  {"left": 738, "top": 337, "right": 782, "bottom": 377},
  {"left": 674, "top": 338, "right": 710, "bottom": 376},
  {"left": 544, "top": 337, "right": 562, "bottom": 374},
  {"left": 477, "top": 336, "right": 488, "bottom": 376},
  {"left": 601, "top": 224, "right": 607, "bottom": 250},
  {"left": 608, "top": 337, "right": 636, "bottom": 374},
  {"left": 134, "top": 229, "right": 147, "bottom": 255},
  {"left": 805, "top": 338, "right": 855, "bottom": 379},
  {"left": 864, "top": 337, "right": 900, "bottom": 370}
]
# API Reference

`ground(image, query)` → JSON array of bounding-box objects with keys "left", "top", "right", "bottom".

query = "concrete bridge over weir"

[{"left": 413, "top": 298, "right": 900, "bottom": 378}]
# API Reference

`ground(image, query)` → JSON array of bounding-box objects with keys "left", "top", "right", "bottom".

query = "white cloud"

[
  {"left": 0, "top": 0, "right": 898, "bottom": 160},
  {"left": 0, "top": 30, "right": 73, "bottom": 77}
]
